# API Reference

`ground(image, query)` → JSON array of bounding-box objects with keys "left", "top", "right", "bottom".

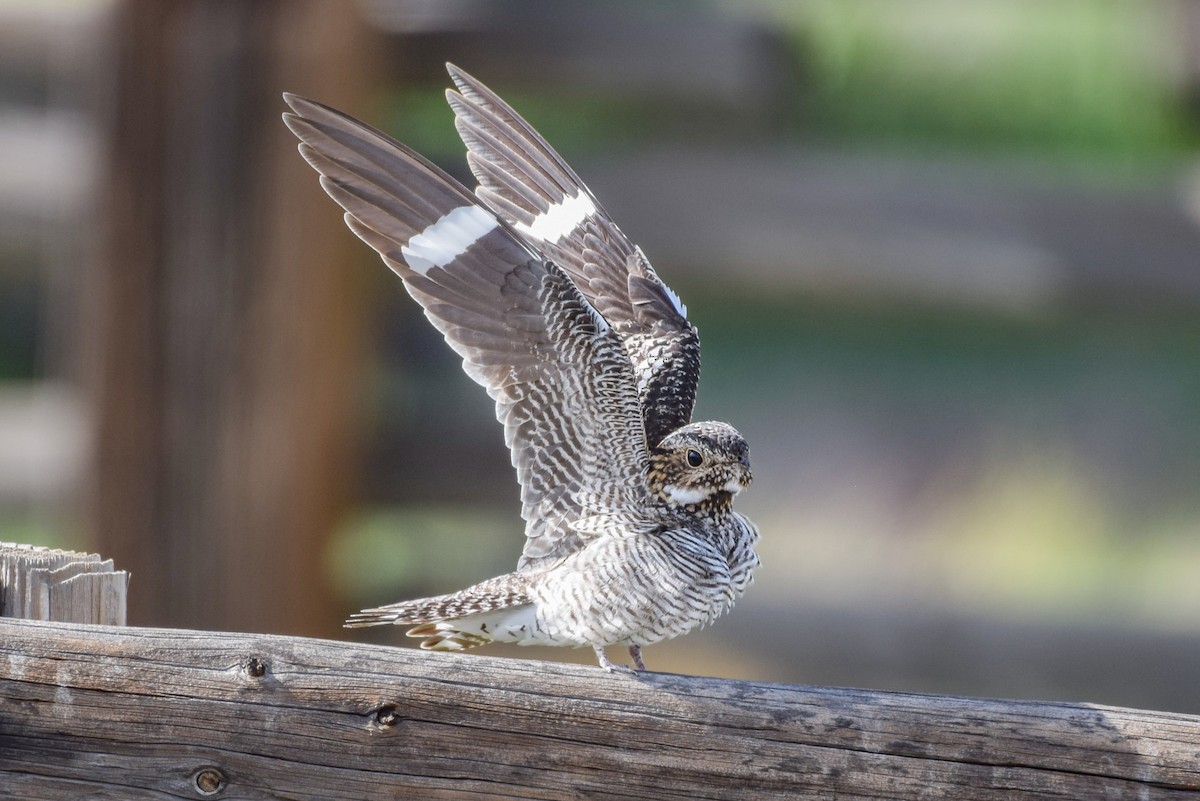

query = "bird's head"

[{"left": 649, "top": 421, "right": 752, "bottom": 510}]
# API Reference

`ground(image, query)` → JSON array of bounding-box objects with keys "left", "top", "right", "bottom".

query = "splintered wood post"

[
  {"left": 0, "top": 543, "right": 128, "bottom": 625},
  {"left": 2, "top": 618, "right": 1199, "bottom": 800}
]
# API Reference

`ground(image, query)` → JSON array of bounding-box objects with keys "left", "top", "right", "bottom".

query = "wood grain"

[{"left": 1, "top": 618, "right": 1198, "bottom": 800}]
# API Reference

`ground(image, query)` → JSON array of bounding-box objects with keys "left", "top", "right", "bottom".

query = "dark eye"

[{"left": 686, "top": 449, "right": 704, "bottom": 467}]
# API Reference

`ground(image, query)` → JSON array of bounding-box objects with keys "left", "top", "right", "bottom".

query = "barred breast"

[
  {"left": 529, "top": 519, "right": 757, "bottom": 649},
  {"left": 725, "top": 512, "right": 762, "bottom": 599}
]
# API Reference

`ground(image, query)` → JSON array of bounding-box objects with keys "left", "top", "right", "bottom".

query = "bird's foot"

[
  {"left": 628, "top": 644, "right": 648, "bottom": 672},
  {"left": 593, "top": 646, "right": 636, "bottom": 673}
]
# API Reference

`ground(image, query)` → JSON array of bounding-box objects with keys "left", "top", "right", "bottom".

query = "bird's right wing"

[
  {"left": 446, "top": 65, "right": 702, "bottom": 448},
  {"left": 283, "top": 94, "right": 656, "bottom": 570}
]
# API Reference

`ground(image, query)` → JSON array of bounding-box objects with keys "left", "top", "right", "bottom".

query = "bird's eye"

[{"left": 686, "top": 449, "right": 704, "bottom": 467}]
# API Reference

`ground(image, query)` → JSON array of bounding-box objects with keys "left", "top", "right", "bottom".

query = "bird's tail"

[{"left": 345, "top": 573, "right": 536, "bottom": 651}]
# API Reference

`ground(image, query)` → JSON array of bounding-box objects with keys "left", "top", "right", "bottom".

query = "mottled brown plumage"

[{"left": 283, "top": 65, "right": 759, "bottom": 672}]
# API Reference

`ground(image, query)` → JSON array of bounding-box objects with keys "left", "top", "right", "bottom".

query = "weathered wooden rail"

[
  {"left": 1, "top": 616, "right": 1198, "bottom": 800},
  {"left": 2, "top": 546, "right": 1199, "bottom": 799}
]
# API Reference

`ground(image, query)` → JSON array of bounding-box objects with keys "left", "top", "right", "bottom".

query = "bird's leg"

[
  {"left": 593, "top": 645, "right": 634, "bottom": 673},
  {"left": 628, "top": 644, "right": 648, "bottom": 672}
]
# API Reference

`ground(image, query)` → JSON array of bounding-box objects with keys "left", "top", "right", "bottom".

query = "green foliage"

[
  {"left": 693, "top": 290, "right": 1200, "bottom": 625},
  {"left": 0, "top": 511, "right": 81, "bottom": 551},
  {"left": 377, "top": 88, "right": 665, "bottom": 166},
  {"left": 785, "top": 0, "right": 1194, "bottom": 155},
  {"left": 327, "top": 506, "right": 523, "bottom": 606}
]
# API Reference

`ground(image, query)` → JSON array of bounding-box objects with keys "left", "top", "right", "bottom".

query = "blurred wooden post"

[
  {"left": 83, "top": 0, "right": 378, "bottom": 635},
  {"left": 0, "top": 543, "right": 128, "bottom": 625}
]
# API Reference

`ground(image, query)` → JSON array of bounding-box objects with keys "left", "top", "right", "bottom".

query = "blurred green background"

[{"left": 2, "top": 0, "right": 1199, "bottom": 711}]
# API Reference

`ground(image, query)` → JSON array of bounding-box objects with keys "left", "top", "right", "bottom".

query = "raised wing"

[
  {"left": 283, "top": 94, "right": 655, "bottom": 570},
  {"left": 445, "top": 64, "right": 701, "bottom": 448}
]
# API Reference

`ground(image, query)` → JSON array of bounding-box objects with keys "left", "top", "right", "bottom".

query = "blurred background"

[{"left": 2, "top": 0, "right": 1199, "bottom": 712}]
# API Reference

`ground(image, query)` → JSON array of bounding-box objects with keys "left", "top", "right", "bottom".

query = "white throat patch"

[{"left": 663, "top": 484, "right": 710, "bottom": 507}]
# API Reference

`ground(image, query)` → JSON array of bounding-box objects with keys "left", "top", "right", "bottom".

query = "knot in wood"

[
  {"left": 374, "top": 704, "right": 399, "bottom": 727},
  {"left": 193, "top": 766, "right": 226, "bottom": 796}
]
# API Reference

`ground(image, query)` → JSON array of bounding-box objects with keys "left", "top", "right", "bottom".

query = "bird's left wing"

[{"left": 283, "top": 94, "right": 655, "bottom": 569}]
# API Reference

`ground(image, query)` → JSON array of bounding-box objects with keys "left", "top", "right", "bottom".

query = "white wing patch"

[
  {"left": 516, "top": 191, "right": 597, "bottom": 243},
  {"left": 402, "top": 205, "right": 499, "bottom": 275}
]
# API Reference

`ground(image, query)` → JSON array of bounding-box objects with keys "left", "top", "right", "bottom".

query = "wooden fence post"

[{"left": 0, "top": 542, "right": 128, "bottom": 625}]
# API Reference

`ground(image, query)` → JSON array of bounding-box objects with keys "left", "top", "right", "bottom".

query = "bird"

[{"left": 282, "top": 64, "right": 759, "bottom": 672}]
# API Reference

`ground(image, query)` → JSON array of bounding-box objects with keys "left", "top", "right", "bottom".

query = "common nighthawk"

[{"left": 283, "top": 65, "right": 759, "bottom": 672}]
